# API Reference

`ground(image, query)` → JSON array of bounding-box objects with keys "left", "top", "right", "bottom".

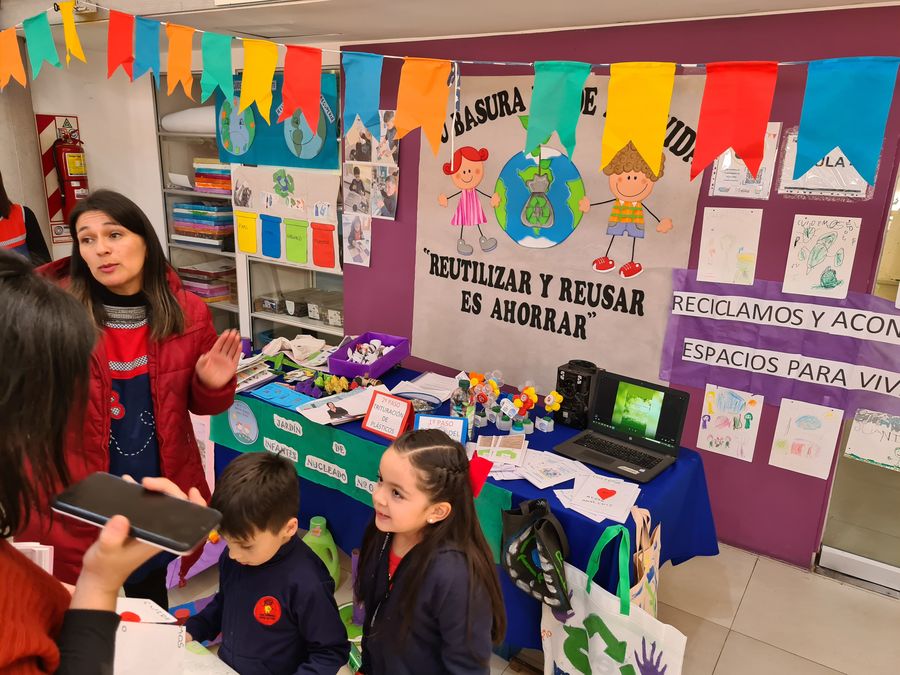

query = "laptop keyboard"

[{"left": 574, "top": 434, "right": 663, "bottom": 469}]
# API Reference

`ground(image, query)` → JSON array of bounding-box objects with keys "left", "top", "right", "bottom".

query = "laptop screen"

[{"left": 592, "top": 372, "right": 689, "bottom": 455}]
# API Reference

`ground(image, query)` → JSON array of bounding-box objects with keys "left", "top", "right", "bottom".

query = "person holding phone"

[
  {"left": 17, "top": 190, "right": 240, "bottom": 607},
  {"left": 0, "top": 249, "right": 207, "bottom": 674}
]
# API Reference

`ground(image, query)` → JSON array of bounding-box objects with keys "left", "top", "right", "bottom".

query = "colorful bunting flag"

[
  {"left": 0, "top": 27, "right": 26, "bottom": 89},
  {"left": 342, "top": 51, "right": 383, "bottom": 139},
  {"left": 166, "top": 24, "right": 195, "bottom": 99},
  {"left": 107, "top": 10, "right": 134, "bottom": 80},
  {"left": 601, "top": 62, "right": 676, "bottom": 176},
  {"left": 240, "top": 39, "right": 278, "bottom": 123},
  {"left": 525, "top": 60, "right": 591, "bottom": 156},
  {"left": 691, "top": 62, "right": 778, "bottom": 180},
  {"left": 200, "top": 32, "right": 233, "bottom": 103},
  {"left": 133, "top": 17, "right": 161, "bottom": 87},
  {"left": 58, "top": 1, "right": 86, "bottom": 65},
  {"left": 795, "top": 57, "right": 900, "bottom": 184},
  {"left": 278, "top": 45, "right": 322, "bottom": 127},
  {"left": 394, "top": 57, "right": 452, "bottom": 155},
  {"left": 22, "top": 12, "right": 60, "bottom": 79}
]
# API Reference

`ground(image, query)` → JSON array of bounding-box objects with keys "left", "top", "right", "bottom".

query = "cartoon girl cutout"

[
  {"left": 578, "top": 142, "right": 674, "bottom": 280},
  {"left": 438, "top": 146, "right": 501, "bottom": 256}
]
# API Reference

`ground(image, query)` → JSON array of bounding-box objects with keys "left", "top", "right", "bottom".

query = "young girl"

[
  {"left": 438, "top": 146, "right": 500, "bottom": 256},
  {"left": 355, "top": 429, "right": 506, "bottom": 675}
]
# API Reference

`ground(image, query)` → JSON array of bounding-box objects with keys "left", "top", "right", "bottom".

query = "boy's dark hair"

[{"left": 211, "top": 452, "right": 300, "bottom": 540}]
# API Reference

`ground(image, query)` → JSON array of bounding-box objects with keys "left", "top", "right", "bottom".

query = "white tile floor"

[{"left": 170, "top": 542, "right": 900, "bottom": 675}]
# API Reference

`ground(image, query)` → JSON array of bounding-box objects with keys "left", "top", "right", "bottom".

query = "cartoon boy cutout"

[
  {"left": 438, "top": 146, "right": 501, "bottom": 256},
  {"left": 579, "top": 142, "right": 674, "bottom": 280}
]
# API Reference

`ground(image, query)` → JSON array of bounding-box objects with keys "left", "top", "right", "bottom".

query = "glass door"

[{"left": 819, "top": 171, "right": 900, "bottom": 592}]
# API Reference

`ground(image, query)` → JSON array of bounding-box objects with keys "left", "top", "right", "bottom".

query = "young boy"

[{"left": 185, "top": 452, "right": 350, "bottom": 675}]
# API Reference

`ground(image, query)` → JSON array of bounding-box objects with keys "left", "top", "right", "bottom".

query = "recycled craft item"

[{"left": 501, "top": 498, "right": 571, "bottom": 611}]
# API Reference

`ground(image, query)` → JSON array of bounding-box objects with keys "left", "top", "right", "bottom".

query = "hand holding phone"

[
  {"left": 62, "top": 475, "right": 215, "bottom": 614},
  {"left": 53, "top": 472, "right": 221, "bottom": 555}
]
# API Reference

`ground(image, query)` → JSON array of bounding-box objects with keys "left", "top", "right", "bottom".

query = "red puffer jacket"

[{"left": 18, "top": 258, "right": 236, "bottom": 584}]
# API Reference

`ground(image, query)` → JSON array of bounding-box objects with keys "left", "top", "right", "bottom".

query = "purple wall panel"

[{"left": 344, "top": 7, "right": 900, "bottom": 565}]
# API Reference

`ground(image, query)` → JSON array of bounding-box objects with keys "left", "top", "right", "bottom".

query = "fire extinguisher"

[{"left": 51, "top": 135, "right": 89, "bottom": 222}]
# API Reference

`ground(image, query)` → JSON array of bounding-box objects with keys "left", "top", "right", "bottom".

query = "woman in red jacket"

[{"left": 19, "top": 189, "right": 240, "bottom": 607}]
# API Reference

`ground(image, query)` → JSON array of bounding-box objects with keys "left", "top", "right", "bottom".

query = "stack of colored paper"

[
  {"left": 176, "top": 260, "right": 236, "bottom": 304},
  {"left": 172, "top": 202, "right": 234, "bottom": 247},
  {"left": 193, "top": 157, "right": 231, "bottom": 194}
]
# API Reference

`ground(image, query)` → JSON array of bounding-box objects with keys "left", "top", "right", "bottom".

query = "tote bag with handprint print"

[{"left": 541, "top": 525, "right": 685, "bottom": 675}]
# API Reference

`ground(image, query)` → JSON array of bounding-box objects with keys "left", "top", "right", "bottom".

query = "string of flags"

[{"left": 1, "top": 2, "right": 899, "bottom": 184}]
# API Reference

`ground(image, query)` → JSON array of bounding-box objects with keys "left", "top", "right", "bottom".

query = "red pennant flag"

[
  {"left": 107, "top": 10, "right": 134, "bottom": 80},
  {"left": 278, "top": 45, "right": 322, "bottom": 128},
  {"left": 468, "top": 453, "right": 493, "bottom": 498},
  {"left": 691, "top": 62, "right": 778, "bottom": 180}
]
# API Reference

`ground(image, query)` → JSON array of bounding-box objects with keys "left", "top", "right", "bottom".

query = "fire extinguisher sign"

[{"left": 35, "top": 114, "right": 81, "bottom": 245}]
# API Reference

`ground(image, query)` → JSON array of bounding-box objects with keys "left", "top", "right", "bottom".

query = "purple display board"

[{"left": 343, "top": 6, "right": 900, "bottom": 566}]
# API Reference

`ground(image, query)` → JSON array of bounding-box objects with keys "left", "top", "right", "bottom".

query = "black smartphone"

[{"left": 52, "top": 472, "right": 222, "bottom": 555}]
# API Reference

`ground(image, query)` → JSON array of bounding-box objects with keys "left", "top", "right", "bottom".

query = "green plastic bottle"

[{"left": 303, "top": 516, "right": 341, "bottom": 587}]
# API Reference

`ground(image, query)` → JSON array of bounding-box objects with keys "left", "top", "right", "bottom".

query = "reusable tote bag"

[
  {"left": 542, "top": 525, "right": 685, "bottom": 675},
  {"left": 630, "top": 506, "right": 662, "bottom": 618}
]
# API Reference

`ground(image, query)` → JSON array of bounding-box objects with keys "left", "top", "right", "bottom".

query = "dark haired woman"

[
  {"left": 18, "top": 190, "right": 241, "bottom": 607},
  {"left": 0, "top": 249, "right": 207, "bottom": 673},
  {"left": 0, "top": 171, "right": 51, "bottom": 265}
]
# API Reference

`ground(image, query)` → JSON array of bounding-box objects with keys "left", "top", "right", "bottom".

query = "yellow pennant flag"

[
  {"left": 239, "top": 39, "right": 278, "bottom": 123},
  {"left": 394, "top": 57, "right": 452, "bottom": 155},
  {"left": 166, "top": 23, "right": 195, "bottom": 99},
  {"left": 59, "top": 1, "right": 86, "bottom": 65},
  {"left": 0, "top": 27, "right": 26, "bottom": 89},
  {"left": 600, "top": 62, "right": 676, "bottom": 176}
]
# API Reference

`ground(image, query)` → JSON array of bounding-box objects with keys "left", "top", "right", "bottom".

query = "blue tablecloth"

[{"left": 214, "top": 367, "right": 718, "bottom": 650}]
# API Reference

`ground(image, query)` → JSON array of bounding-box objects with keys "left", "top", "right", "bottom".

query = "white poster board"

[{"left": 411, "top": 74, "right": 704, "bottom": 392}]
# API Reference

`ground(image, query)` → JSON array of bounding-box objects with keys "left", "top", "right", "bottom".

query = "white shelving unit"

[{"left": 153, "top": 71, "right": 345, "bottom": 346}]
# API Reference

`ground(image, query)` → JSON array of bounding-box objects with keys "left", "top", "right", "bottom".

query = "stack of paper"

[
  {"left": 555, "top": 474, "right": 641, "bottom": 524},
  {"left": 236, "top": 354, "right": 278, "bottom": 393},
  {"left": 12, "top": 542, "right": 53, "bottom": 574},
  {"left": 391, "top": 371, "right": 459, "bottom": 403}
]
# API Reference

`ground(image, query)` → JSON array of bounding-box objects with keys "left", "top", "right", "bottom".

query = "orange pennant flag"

[
  {"left": 0, "top": 27, "right": 26, "bottom": 89},
  {"left": 394, "top": 57, "right": 452, "bottom": 155},
  {"left": 166, "top": 23, "right": 195, "bottom": 99}
]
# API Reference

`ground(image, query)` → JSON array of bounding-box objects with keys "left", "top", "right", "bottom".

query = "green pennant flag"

[
  {"left": 525, "top": 60, "right": 591, "bottom": 157},
  {"left": 200, "top": 31, "right": 234, "bottom": 102},
  {"left": 22, "top": 12, "right": 61, "bottom": 78}
]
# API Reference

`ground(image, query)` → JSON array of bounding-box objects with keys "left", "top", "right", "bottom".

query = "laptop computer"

[{"left": 554, "top": 371, "right": 690, "bottom": 483}]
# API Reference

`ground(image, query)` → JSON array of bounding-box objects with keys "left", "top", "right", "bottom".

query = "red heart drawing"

[{"left": 597, "top": 488, "right": 617, "bottom": 500}]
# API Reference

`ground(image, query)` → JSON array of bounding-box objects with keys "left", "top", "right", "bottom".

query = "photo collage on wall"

[{"left": 342, "top": 111, "right": 400, "bottom": 267}]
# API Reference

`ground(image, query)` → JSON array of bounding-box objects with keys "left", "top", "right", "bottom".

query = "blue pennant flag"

[
  {"left": 342, "top": 51, "right": 383, "bottom": 140},
  {"left": 133, "top": 17, "right": 161, "bottom": 87},
  {"left": 795, "top": 57, "right": 900, "bottom": 184}
]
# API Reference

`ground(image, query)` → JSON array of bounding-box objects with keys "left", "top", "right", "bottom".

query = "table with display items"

[{"left": 210, "top": 367, "right": 718, "bottom": 650}]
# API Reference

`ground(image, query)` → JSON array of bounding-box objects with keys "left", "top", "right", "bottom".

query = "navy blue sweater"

[
  {"left": 185, "top": 536, "right": 350, "bottom": 675},
  {"left": 359, "top": 536, "right": 493, "bottom": 675}
]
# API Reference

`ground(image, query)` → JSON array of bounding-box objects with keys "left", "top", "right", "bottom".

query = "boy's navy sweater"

[
  {"left": 185, "top": 536, "right": 349, "bottom": 675},
  {"left": 359, "top": 535, "right": 493, "bottom": 675}
]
